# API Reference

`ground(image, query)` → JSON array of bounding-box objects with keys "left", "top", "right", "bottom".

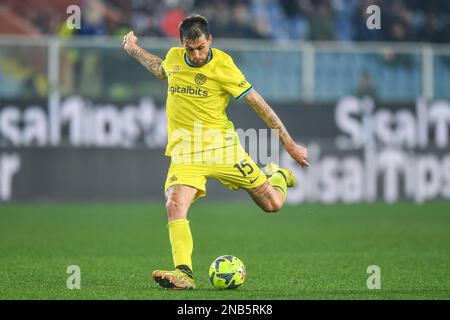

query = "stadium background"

[{"left": 0, "top": 0, "right": 449, "bottom": 299}]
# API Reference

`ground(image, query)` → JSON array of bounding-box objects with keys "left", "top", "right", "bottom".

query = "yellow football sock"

[
  {"left": 268, "top": 173, "right": 287, "bottom": 201},
  {"left": 168, "top": 219, "right": 193, "bottom": 272}
]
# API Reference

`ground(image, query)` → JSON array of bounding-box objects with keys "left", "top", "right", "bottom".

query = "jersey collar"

[{"left": 184, "top": 48, "right": 213, "bottom": 68}]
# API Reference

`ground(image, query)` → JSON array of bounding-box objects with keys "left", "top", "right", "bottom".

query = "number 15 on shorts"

[{"left": 233, "top": 160, "right": 254, "bottom": 177}]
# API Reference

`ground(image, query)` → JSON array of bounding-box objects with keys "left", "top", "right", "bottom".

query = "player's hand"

[
  {"left": 122, "top": 31, "right": 138, "bottom": 54},
  {"left": 286, "top": 143, "right": 309, "bottom": 168}
]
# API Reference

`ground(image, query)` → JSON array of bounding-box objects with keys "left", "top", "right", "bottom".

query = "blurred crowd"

[{"left": 0, "top": 0, "right": 449, "bottom": 43}]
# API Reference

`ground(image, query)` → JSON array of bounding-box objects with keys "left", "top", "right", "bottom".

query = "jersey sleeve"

[{"left": 218, "top": 56, "right": 253, "bottom": 100}]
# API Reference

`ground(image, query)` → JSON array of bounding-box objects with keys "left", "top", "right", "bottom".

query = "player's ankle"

[{"left": 176, "top": 264, "right": 194, "bottom": 279}]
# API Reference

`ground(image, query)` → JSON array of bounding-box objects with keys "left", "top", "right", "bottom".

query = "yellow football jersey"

[{"left": 161, "top": 47, "right": 253, "bottom": 159}]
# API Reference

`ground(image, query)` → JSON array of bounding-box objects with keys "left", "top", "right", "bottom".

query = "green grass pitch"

[{"left": 0, "top": 201, "right": 449, "bottom": 299}]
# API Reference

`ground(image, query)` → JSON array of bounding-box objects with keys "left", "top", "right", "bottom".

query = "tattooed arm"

[
  {"left": 122, "top": 31, "right": 166, "bottom": 80},
  {"left": 244, "top": 89, "right": 309, "bottom": 168}
]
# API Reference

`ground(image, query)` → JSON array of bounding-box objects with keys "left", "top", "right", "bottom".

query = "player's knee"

[
  {"left": 272, "top": 201, "right": 283, "bottom": 212},
  {"left": 262, "top": 201, "right": 283, "bottom": 213},
  {"left": 165, "top": 199, "right": 187, "bottom": 219}
]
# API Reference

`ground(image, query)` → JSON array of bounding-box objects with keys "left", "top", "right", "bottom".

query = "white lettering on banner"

[
  {"left": 95, "top": 106, "right": 121, "bottom": 146},
  {"left": 0, "top": 106, "right": 20, "bottom": 145},
  {"left": 0, "top": 104, "right": 49, "bottom": 145},
  {"left": 335, "top": 97, "right": 363, "bottom": 147},
  {"left": 377, "top": 148, "right": 405, "bottom": 203},
  {"left": 416, "top": 156, "right": 441, "bottom": 203},
  {"left": 60, "top": 97, "right": 167, "bottom": 147},
  {"left": 0, "top": 97, "right": 167, "bottom": 148},
  {"left": 428, "top": 100, "right": 450, "bottom": 148},
  {"left": 364, "top": 144, "right": 377, "bottom": 202},
  {"left": 0, "top": 106, "right": 48, "bottom": 146},
  {"left": 284, "top": 144, "right": 450, "bottom": 204},
  {"left": 336, "top": 97, "right": 450, "bottom": 149},
  {"left": 24, "top": 107, "right": 48, "bottom": 146},
  {"left": 1, "top": 95, "right": 450, "bottom": 203},
  {"left": 320, "top": 157, "right": 339, "bottom": 203},
  {"left": 342, "top": 157, "right": 364, "bottom": 203},
  {"left": 315, "top": 155, "right": 363, "bottom": 203},
  {"left": 417, "top": 98, "right": 429, "bottom": 148},
  {"left": 1, "top": 96, "right": 448, "bottom": 150},
  {"left": 0, "top": 154, "right": 21, "bottom": 201}
]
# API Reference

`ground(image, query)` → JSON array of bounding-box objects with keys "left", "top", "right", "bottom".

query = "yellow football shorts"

[{"left": 164, "top": 143, "right": 267, "bottom": 202}]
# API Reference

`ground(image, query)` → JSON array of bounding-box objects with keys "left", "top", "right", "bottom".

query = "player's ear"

[{"left": 207, "top": 34, "right": 212, "bottom": 44}]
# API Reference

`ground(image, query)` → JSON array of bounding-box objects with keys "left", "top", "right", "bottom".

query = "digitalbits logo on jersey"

[{"left": 169, "top": 85, "right": 209, "bottom": 96}]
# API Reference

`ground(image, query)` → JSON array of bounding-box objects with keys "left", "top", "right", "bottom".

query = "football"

[{"left": 208, "top": 255, "right": 246, "bottom": 289}]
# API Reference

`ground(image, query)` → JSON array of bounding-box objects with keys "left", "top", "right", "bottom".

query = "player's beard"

[{"left": 192, "top": 57, "right": 207, "bottom": 66}]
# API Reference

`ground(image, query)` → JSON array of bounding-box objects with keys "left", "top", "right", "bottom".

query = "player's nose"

[{"left": 193, "top": 50, "right": 203, "bottom": 60}]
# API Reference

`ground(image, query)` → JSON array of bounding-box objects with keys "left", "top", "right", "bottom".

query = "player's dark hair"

[{"left": 179, "top": 15, "right": 210, "bottom": 43}]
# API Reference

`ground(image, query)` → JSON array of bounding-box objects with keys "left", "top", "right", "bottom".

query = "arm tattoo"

[
  {"left": 128, "top": 47, "right": 166, "bottom": 80},
  {"left": 244, "top": 90, "right": 294, "bottom": 148}
]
